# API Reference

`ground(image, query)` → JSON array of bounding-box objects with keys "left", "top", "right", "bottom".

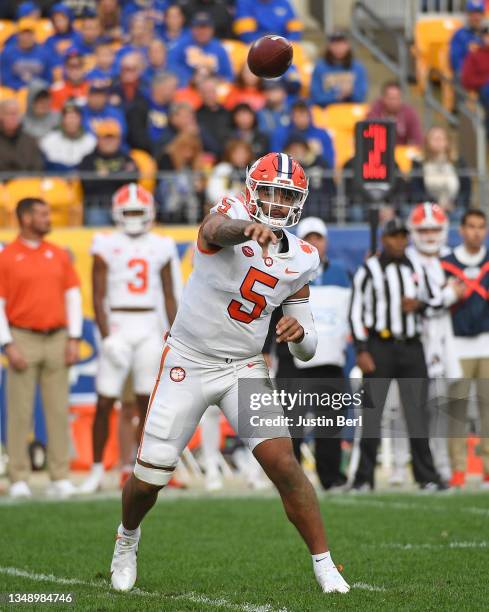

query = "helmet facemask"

[{"left": 246, "top": 178, "right": 308, "bottom": 230}]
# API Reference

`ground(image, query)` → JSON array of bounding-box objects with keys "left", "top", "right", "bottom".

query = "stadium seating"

[
  {"left": 394, "top": 145, "right": 422, "bottom": 174},
  {"left": 0, "top": 20, "right": 16, "bottom": 48},
  {"left": 35, "top": 19, "right": 54, "bottom": 44},
  {"left": 130, "top": 149, "right": 158, "bottom": 193},
  {"left": 2, "top": 178, "right": 83, "bottom": 227},
  {"left": 291, "top": 42, "right": 314, "bottom": 96},
  {"left": 222, "top": 39, "right": 249, "bottom": 75},
  {"left": 413, "top": 16, "right": 463, "bottom": 109}
]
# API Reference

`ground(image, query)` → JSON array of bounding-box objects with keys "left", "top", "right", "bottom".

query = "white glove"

[{"left": 101, "top": 334, "right": 131, "bottom": 369}]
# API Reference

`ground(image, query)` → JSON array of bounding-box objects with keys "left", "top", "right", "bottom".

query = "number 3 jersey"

[
  {"left": 91, "top": 231, "right": 178, "bottom": 311},
  {"left": 170, "top": 196, "right": 320, "bottom": 359}
]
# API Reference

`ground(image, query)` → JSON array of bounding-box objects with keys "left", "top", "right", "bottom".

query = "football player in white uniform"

[
  {"left": 79, "top": 184, "right": 179, "bottom": 494},
  {"left": 110, "top": 153, "right": 350, "bottom": 594}
]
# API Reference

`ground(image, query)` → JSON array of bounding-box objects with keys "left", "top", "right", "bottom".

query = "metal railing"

[
  {"left": 1, "top": 168, "right": 487, "bottom": 227},
  {"left": 405, "top": 0, "right": 466, "bottom": 39},
  {"left": 351, "top": 1, "right": 410, "bottom": 94}
]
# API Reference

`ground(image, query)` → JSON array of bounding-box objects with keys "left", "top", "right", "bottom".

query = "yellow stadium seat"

[
  {"left": 222, "top": 39, "right": 249, "bottom": 74},
  {"left": 130, "top": 149, "right": 157, "bottom": 193},
  {"left": 35, "top": 19, "right": 54, "bottom": 44},
  {"left": 323, "top": 103, "right": 369, "bottom": 133},
  {"left": 3, "top": 178, "right": 83, "bottom": 227},
  {"left": 0, "top": 183, "right": 8, "bottom": 227},
  {"left": 0, "top": 86, "right": 18, "bottom": 102},
  {"left": 394, "top": 145, "right": 422, "bottom": 174},
  {"left": 0, "top": 87, "right": 28, "bottom": 113},
  {"left": 0, "top": 20, "right": 16, "bottom": 48},
  {"left": 328, "top": 128, "right": 354, "bottom": 170}
]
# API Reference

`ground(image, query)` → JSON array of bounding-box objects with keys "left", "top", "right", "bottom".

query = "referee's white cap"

[{"left": 296, "top": 217, "right": 327, "bottom": 240}]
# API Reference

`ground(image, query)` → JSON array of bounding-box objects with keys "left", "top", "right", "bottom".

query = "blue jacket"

[
  {"left": 310, "top": 59, "right": 368, "bottom": 107},
  {"left": 271, "top": 123, "right": 335, "bottom": 169},
  {"left": 168, "top": 36, "right": 233, "bottom": 87},
  {"left": 147, "top": 100, "right": 170, "bottom": 149},
  {"left": 257, "top": 103, "right": 292, "bottom": 137},
  {"left": 441, "top": 247, "right": 489, "bottom": 337},
  {"left": 311, "top": 259, "right": 350, "bottom": 288},
  {"left": 121, "top": 0, "right": 168, "bottom": 32},
  {"left": 0, "top": 43, "right": 52, "bottom": 89},
  {"left": 85, "top": 67, "right": 114, "bottom": 88},
  {"left": 450, "top": 27, "right": 482, "bottom": 74},
  {"left": 234, "top": 0, "right": 302, "bottom": 42},
  {"left": 44, "top": 31, "right": 79, "bottom": 67},
  {"left": 82, "top": 105, "right": 128, "bottom": 145}
]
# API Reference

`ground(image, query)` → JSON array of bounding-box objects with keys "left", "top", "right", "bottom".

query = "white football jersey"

[
  {"left": 170, "top": 196, "right": 320, "bottom": 359},
  {"left": 91, "top": 231, "right": 178, "bottom": 311}
]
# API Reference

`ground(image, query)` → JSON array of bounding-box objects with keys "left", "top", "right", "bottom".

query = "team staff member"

[
  {"left": 264, "top": 217, "right": 351, "bottom": 490},
  {"left": 349, "top": 218, "right": 446, "bottom": 492},
  {"left": 0, "top": 198, "right": 82, "bottom": 499}
]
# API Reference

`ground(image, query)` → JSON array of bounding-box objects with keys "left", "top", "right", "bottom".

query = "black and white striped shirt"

[{"left": 349, "top": 251, "right": 442, "bottom": 346}]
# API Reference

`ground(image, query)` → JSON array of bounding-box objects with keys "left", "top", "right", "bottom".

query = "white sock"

[
  {"left": 312, "top": 552, "right": 336, "bottom": 573},
  {"left": 119, "top": 523, "right": 140, "bottom": 538},
  {"left": 91, "top": 462, "right": 104, "bottom": 477}
]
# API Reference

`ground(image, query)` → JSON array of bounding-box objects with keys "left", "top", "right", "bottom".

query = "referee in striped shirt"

[{"left": 349, "top": 218, "right": 446, "bottom": 492}]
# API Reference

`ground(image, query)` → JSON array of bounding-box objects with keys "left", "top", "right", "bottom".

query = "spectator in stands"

[
  {"left": 0, "top": 197, "right": 82, "bottom": 500},
  {"left": 0, "top": 99, "right": 43, "bottom": 172},
  {"left": 160, "top": 4, "right": 188, "bottom": 52},
  {"left": 23, "top": 81, "right": 60, "bottom": 141},
  {"left": 196, "top": 76, "right": 232, "bottom": 157},
  {"left": 50, "top": 49, "right": 89, "bottom": 111},
  {"left": 44, "top": 3, "right": 78, "bottom": 70},
  {"left": 147, "top": 72, "right": 179, "bottom": 152},
  {"left": 272, "top": 100, "right": 335, "bottom": 168},
  {"left": 257, "top": 80, "right": 291, "bottom": 139},
  {"left": 79, "top": 119, "right": 138, "bottom": 224},
  {"left": 143, "top": 39, "right": 169, "bottom": 83},
  {"left": 111, "top": 52, "right": 151, "bottom": 151},
  {"left": 121, "top": 0, "right": 167, "bottom": 34},
  {"left": 40, "top": 101, "right": 96, "bottom": 171},
  {"left": 284, "top": 137, "right": 336, "bottom": 221},
  {"left": 206, "top": 139, "right": 253, "bottom": 204},
  {"left": 461, "top": 26, "right": 489, "bottom": 132},
  {"left": 179, "top": 0, "right": 233, "bottom": 39},
  {"left": 71, "top": 9, "right": 103, "bottom": 59},
  {"left": 409, "top": 126, "right": 471, "bottom": 213},
  {"left": 0, "top": 18, "right": 52, "bottom": 90},
  {"left": 234, "top": 0, "right": 302, "bottom": 43},
  {"left": 64, "top": 1, "right": 96, "bottom": 18},
  {"left": 82, "top": 82, "right": 127, "bottom": 144},
  {"left": 158, "top": 101, "right": 217, "bottom": 155},
  {"left": 97, "top": 0, "right": 123, "bottom": 41},
  {"left": 368, "top": 81, "right": 424, "bottom": 146},
  {"left": 230, "top": 103, "right": 269, "bottom": 159},
  {"left": 156, "top": 132, "right": 206, "bottom": 223},
  {"left": 311, "top": 30, "right": 368, "bottom": 108},
  {"left": 450, "top": 0, "right": 485, "bottom": 76},
  {"left": 86, "top": 42, "right": 116, "bottom": 87},
  {"left": 1, "top": 2, "right": 42, "bottom": 47},
  {"left": 442, "top": 209, "right": 489, "bottom": 490},
  {"left": 114, "top": 12, "right": 154, "bottom": 70},
  {"left": 168, "top": 12, "right": 233, "bottom": 87},
  {"left": 224, "top": 64, "right": 265, "bottom": 111}
]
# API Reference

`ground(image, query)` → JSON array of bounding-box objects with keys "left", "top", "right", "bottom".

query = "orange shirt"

[{"left": 0, "top": 238, "right": 80, "bottom": 331}]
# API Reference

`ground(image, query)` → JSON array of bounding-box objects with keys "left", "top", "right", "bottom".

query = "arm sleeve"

[
  {"left": 209, "top": 196, "right": 250, "bottom": 221},
  {"left": 285, "top": 3, "right": 302, "bottom": 41},
  {"left": 349, "top": 265, "right": 369, "bottom": 346},
  {"left": 217, "top": 45, "right": 234, "bottom": 82},
  {"left": 233, "top": 0, "right": 258, "bottom": 42},
  {"left": 0, "top": 298, "right": 13, "bottom": 346},
  {"left": 352, "top": 63, "right": 368, "bottom": 102},
  {"left": 65, "top": 287, "right": 83, "bottom": 338},
  {"left": 322, "top": 130, "right": 336, "bottom": 169},
  {"left": 282, "top": 298, "right": 317, "bottom": 362}
]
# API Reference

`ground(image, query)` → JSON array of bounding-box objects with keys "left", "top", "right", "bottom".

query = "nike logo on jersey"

[
  {"left": 285, "top": 268, "right": 299, "bottom": 275},
  {"left": 247, "top": 363, "right": 256, "bottom": 368}
]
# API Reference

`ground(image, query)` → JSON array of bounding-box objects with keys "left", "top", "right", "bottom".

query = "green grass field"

[{"left": 1, "top": 491, "right": 488, "bottom": 611}]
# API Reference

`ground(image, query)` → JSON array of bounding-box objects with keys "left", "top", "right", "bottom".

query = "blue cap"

[
  {"left": 16, "top": 1, "right": 38, "bottom": 19},
  {"left": 466, "top": 1, "right": 485, "bottom": 12},
  {"left": 191, "top": 12, "right": 213, "bottom": 27},
  {"left": 50, "top": 2, "right": 74, "bottom": 20}
]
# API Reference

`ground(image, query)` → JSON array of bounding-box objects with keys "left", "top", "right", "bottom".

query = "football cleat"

[
  {"left": 46, "top": 479, "right": 77, "bottom": 499},
  {"left": 111, "top": 525, "right": 140, "bottom": 592},
  {"left": 315, "top": 565, "right": 350, "bottom": 594}
]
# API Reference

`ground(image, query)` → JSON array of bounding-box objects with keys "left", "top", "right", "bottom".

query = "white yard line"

[
  {"left": 352, "top": 582, "right": 386, "bottom": 592},
  {"left": 376, "top": 541, "right": 488, "bottom": 550},
  {"left": 328, "top": 496, "right": 489, "bottom": 517},
  {"left": 0, "top": 567, "right": 288, "bottom": 612}
]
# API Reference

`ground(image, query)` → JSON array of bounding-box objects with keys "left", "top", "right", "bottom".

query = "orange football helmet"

[
  {"left": 112, "top": 183, "right": 155, "bottom": 235},
  {"left": 245, "top": 152, "right": 309, "bottom": 229},
  {"left": 408, "top": 202, "right": 448, "bottom": 254}
]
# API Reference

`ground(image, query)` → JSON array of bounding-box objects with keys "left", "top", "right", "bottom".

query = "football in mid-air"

[{"left": 247, "top": 35, "right": 293, "bottom": 79}]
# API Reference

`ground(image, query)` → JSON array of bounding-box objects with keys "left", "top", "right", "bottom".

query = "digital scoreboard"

[{"left": 354, "top": 119, "right": 396, "bottom": 199}]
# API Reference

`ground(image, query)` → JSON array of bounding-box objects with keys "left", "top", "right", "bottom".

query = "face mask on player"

[
  {"left": 245, "top": 153, "right": 308, "bottom": 230},
  {"left": 408, "top": 202, "right": 448, "bottom": 255},
  {"left": 112, "top": 183, "right": 155, "bottom": 235}
]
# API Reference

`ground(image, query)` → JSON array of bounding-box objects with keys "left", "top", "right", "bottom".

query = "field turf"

[{"left": 1, "top": 490, "right": 488, "bottom": 611}]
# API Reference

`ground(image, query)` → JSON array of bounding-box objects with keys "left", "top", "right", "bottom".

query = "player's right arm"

[
  {"left": 92, "top": 254, "right": 110, "bottom": 339},
  {"left": 200, "top": 213, "right": 278, "bottom": 257}
]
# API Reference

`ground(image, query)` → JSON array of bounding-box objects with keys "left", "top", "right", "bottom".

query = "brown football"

[{"left": 247, "top": 35, "right": 293, "bottom": 79}]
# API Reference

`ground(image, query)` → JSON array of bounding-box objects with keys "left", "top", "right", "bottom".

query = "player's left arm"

[
  {"left": 160, "top": 261, "right": 177, "bottom": 326},
  {"left": 276, "top": 284, "right": 317, "bottom": 362}
]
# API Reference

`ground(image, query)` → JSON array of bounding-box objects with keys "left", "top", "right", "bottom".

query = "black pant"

[
  {"left": 353, "top": 336, "right": 440, "bottom": 488},
  {"left": 276, "top": 358, "right": 346, "bottom": 489}
]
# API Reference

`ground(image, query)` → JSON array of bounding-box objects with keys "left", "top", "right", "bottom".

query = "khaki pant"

[
  {"left": 448, "top": 358, "right": 489, "bottom": 474},
  {"left": 7, "top": 328, "right": 70, "bottom": 483}
]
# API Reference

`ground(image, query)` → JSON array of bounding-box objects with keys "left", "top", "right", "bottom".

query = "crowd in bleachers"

[{"left": 0, "top": 0, "right": 487, "bottom": 226}]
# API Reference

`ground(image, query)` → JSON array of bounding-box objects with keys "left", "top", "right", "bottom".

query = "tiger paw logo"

[
  {"left": 170, "top": 367, "right": 186, "bottom": 382},
  {"left": 264, "top": 257, "right": 273, "bottom": 267},
  {"left": 242, "top": 246, "right": 254, "bottom": 257}
]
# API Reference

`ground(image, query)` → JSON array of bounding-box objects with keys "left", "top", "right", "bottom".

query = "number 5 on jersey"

[{"left": 228, "top": 267, "right": 278, "bottom": 323}]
